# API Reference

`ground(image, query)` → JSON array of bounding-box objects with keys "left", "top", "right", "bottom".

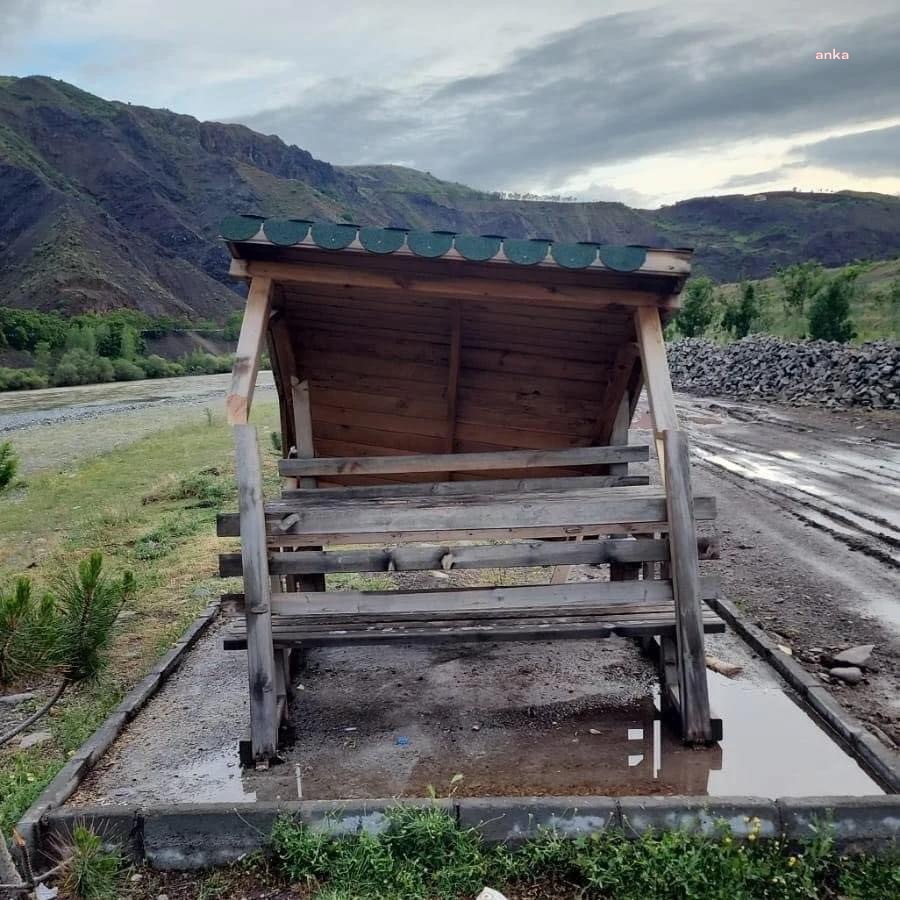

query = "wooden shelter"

[{"left": 217, "top": 217, "right": 723, "bottom": 766}]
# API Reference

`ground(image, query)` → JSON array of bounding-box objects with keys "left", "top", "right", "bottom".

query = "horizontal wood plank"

[
  {"left": 278, "top": 444, "right": 647, "bottom": 477},
  {"left": 218, "top": 535, "right": 718, "bottom": 577},
  {"left": 220, "top": 576, "right": 719, "bottom": 617}
]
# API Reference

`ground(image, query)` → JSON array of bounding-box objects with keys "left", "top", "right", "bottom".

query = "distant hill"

[
  {"left": 652, "top": 192, "right": 900, "bottom": 281},
  {"left": 3, "top": 75, "right": 900, "bottom": 321}
]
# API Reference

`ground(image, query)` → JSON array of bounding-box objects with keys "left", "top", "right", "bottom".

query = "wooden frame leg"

[
  {"left": 663, "top": 429, "right": 713, "bottom": 743},
  {"left": 235, "top": 424, "right": 279, "bottom": 765}
]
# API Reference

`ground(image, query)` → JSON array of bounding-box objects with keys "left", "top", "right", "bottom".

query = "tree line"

[
  {"left": 0, "top": 308, "right": 243, "bottom": 391},
  {"left": 671, "top": 262, "right": 900, "bottom": 343}
]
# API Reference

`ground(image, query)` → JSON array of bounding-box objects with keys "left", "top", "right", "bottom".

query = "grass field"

[{"left": 0, "top": 400, "right": 280, "bottom": 834}]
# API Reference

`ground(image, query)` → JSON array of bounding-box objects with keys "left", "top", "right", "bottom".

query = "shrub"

[
  {"left": 0, "top": 578, "right": 56, "bottom": 684},
  {"left": 111, "top": 357, "right": 146, "bottom": 381},
  {"left": 675, "top": 276, "right": 716, "bottom": 338},
  {"left": 723, "top": 282, "right": 761, "bottom": 339},
  {"left": 809, "top": 272, "right": 857, "bottom": 342},
  {"left": 0, "top": 366, "right": 49, "bottom": 391},
  {"left": 52, "top": 552, "right": 134, "bottom": 682},
  {"left": 179, "top": 349, "right": 233, "bottom": 375},
  {"left": 0, "top": 440, "right": 19, "bottom": 491},
  {"left": 51, "top": 349, "right": 115, "bottom": 386},
  {"left": 141, "top": 354, "right": 171, "bottom": 378},
  {"left": 60, "top": 825, "right": 123, "bottom": 900}
]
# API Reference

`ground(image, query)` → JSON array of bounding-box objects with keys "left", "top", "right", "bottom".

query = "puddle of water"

[
  {"left": 165, "top": 747, "right": 257, "bottom": 802},
  {"left": 291, "top": 673, "right": 880, "bottom": 801},
  {"left": 706, "top": 675, "right": 880, "bottom": 797}
]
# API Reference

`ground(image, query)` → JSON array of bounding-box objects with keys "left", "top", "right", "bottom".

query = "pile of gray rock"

[{"left": 667, "top": 335, "right": 900, "bottom": 409}]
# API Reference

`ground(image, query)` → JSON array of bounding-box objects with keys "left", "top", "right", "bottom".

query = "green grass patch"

[
  {"left": 0, "top": 400, "right": 279, "bottom": 835},
  {"left": 264, "top": 808, "right": 900, "bottom": 899}
]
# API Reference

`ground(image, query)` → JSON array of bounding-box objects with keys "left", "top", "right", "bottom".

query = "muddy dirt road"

[{"left": 664, "top": 395, "right": 899, "bottom": 744}]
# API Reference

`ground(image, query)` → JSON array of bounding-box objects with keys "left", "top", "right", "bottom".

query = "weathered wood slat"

[
  {"left": 233, "top": 258, "right": 676, "bottom": 310},
  {"left": 280, "top": 474, "right": 649, "bottom": 501},
  {"left": 634, "top": 306, "right": 678, "bottom": 475},
  {"left": 279, "top": 444, "right": 647, "bottom": 477},
  {"left": 222, "top": 614, "right": 725, "bottom": 650},
  {"left": 217, "top": 487, "right": 716, "bottom": 539},
  {"left": 221, "top": 575, "right": 719, "bottom": 617},
  {"left": 226, "top": 276, "right": 272, "bottom": 425},
  {"left": 663, "top": 429, "right": 713, "bottom": 743},
  {"left": 233, "top": 424, "right": 278, "bottom": 763},
  {"left": 219, "top": 535, "right": 719, "bottom": 577},
  {"left": 225, "top": 600, "right": 715, "bottom": 627}
]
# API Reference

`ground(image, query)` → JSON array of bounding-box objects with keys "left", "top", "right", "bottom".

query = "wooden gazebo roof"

[{"left": 222, "top": 217, "right": 692, "bottom": 480}]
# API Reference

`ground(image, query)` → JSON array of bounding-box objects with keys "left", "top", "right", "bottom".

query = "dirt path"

[{"left": 663, "top": 394, "right": 900, "bottom": 745}]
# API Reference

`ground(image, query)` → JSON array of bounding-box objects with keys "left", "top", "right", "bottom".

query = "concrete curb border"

[
  {"left": 15, "top": 592, "right": 900, "bottom": 874},
  {"left": 708, "top": 596, "right": 900, "bottom": 792},
  {"left": 13, "top": 600, "right": 221, "bottom": 862},
  {"left": 39, "top": 795, "right": 900, "bottom": 870}
]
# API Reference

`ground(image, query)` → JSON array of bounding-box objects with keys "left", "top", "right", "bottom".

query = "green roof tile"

[
  {"left": 359, "top": 226, "right": 406, "bottom": 254},
  {"left": 550, "top": 242, "right": 597, "bottom": 269},
  {"left": 408, "top": 230, "right": 455, "bottom": 258},
  {"left": 310, "top": 222, "right": 358, "bottom": 250},
  {"left": 221, "top": 214, "right": 265, "bottom": 241},
  {"left": 263, "top": 218, "right": 311, "bottom": 246},
  {"left": 219, "top": 217, "right": 669, "bottom": 275},
  {"left": 598, "top": 245, "right": 647, "bottom": 272}
]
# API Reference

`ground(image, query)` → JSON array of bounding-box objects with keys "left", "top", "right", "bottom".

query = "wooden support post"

[
  {"left": 549, "top": 534, "right": 582, "bottom": 584},
  {"left": 662, "top": 428, "right": 713, "bottom": 743},
  {"left": 234, "top": 424, "right": 279, "bottom": 764},
  {"left": 289, "top": 376, "right": 325, "bottom": 592},
  {"left": 607, "top": 392, "right": 632, "bottom": 477},
  {"left": 634, "top": 306, "right": 677, "bottom": 480},
  {"left": 227, "top": 277, "right": 273, "bottom": 425}
]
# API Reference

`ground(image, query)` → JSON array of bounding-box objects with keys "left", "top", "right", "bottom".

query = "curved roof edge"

[{"left": 220, "top": 216, "right": 692, "bottom": 277}]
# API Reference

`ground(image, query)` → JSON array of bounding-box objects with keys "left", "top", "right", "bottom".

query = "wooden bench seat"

[
  {"left": 221, "top": 578, "right": 724, "bottom": 648},
  {"left": 223, "top": 603, "right": 724, "bottom": 649}
]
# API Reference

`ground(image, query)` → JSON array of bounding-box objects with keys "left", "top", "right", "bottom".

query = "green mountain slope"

[{"left": 3, "top": 75, "right": 900, "bottom": 321}]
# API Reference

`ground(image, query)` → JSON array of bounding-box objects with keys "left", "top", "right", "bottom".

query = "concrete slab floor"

[{"left": 69, "top": 620, "right": 881, "bottom": 809}]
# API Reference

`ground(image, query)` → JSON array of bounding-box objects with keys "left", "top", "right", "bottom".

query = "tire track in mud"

[{"left": 679, "top": 405, "right": 900, "bottom": 571}]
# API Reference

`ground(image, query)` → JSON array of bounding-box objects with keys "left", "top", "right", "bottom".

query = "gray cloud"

[
  {"left": 718, "top": 163, "right": 810, "bottom": 190},
  {"left": 794, "top": 124, "right": 900, "bottom": 177},
  {"left": 236, "top": 9, "right": 900, "bottom": 191},
  {"left": 0, "top": 0, "right": 41, "bottom": 46}
]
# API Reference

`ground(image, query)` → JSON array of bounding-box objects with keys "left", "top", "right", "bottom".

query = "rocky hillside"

[{"left": 3, "top": 75, "right": 900, "bottom": 321}]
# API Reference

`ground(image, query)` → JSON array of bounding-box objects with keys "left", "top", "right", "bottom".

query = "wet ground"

[
  {"left": 666, "top": 396, "right": 900, "bottom": 744},
  {"left": 71, "top": 620, "right": 880, "bottom": 805}
]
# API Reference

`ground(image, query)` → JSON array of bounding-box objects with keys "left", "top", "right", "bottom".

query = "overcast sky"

[{"left": 3, "top": 0, "right": 899, "bottom": 207}]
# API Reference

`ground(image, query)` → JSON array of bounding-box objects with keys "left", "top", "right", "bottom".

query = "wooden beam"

[
  {"left": 219, "top": 535, "right": 721, "bottom": 578},
  {"left": 221, "top": 576, "right": 720, "bottom": 617},
  {"left": 233, "top": 424, "right": 279, "bottom": 763},
  {"left": 634, "top": 306, "right": 678, "bottom": 478},
  {"left": 230, "top": 259, "right": 674, "bottom": 311},
  {"left": 217, "top": 489, "right": 716, "bottom": 540},
  {"left": 227, "top": 277, "right": 273, "bottom": 425},
  {"left": 281, "top": 473, "right": 649, "bottom": 501},
  {"left": 663, "top": 429, "right": 713, "bottom": 744},
  {"left": 279, "top": 444, "right": 647, "bottom": 477},
  {"left": 229, "top": 247, "right": 692, "bottom": 282},
  {"left": 290, "top": 377, "right": 316, "bottom": 488}
]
